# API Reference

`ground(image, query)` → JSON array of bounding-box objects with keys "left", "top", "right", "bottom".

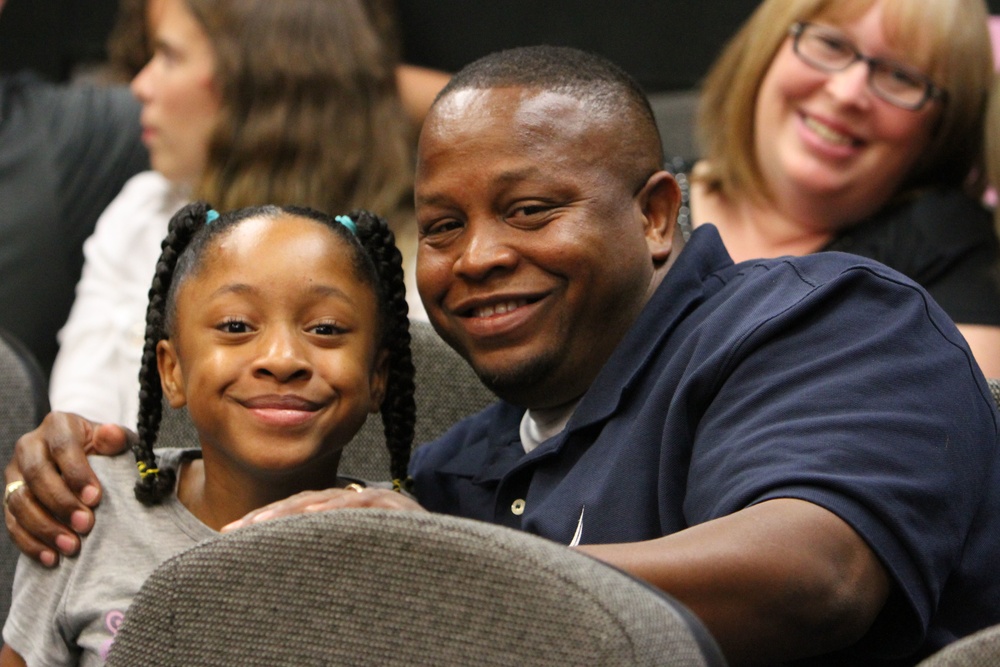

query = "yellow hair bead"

[{"left": 136, "top": 461, "right": 161, "bottom": 480}]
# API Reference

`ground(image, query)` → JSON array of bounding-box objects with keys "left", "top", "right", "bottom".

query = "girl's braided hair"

[{"left": 133, "top": 201, "right": 415, "bottom": 505}]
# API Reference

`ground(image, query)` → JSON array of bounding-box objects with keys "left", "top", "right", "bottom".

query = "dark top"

[
  {"left": 823, "top": 189, "right": 1000, "bottom": 325},
  {"left": 411, "top": 225, "right": 1000, "bottom": 664},
  {"left": 0, "top": 73, "right": 148, "bottom": 375},
  {"left": 669, "top": 159, "right": 1000, "bottom": 326}
]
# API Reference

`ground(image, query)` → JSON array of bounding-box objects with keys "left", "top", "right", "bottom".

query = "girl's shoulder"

[{"left": 87, "top": 448, "right": 200, "bottom": 505}]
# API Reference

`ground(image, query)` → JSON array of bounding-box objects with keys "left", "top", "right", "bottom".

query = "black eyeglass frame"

[{"left": 788, "top": 22, "right": 946, "bottom": 112}]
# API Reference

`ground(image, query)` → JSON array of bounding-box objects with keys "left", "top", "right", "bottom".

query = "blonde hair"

[{"left": 697, "top": 0, "right": 993, "bottom": 205}]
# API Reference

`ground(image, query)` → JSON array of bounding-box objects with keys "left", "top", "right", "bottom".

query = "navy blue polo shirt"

[{"left": 411, "top": 225, "right": 1000, "bottom": 663}]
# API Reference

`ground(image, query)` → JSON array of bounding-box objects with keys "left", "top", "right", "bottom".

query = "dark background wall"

[
  {"left": 0, "top": 0, "right": 761, "bottom": 91},
  {"left": 0, "top": 0, "right": 119, "bottom": 80},
  {"left": 3, "top": 0, "right": 999, "bottom": 90},
  {"left": 395, "top": 1, "right": 761, "bottom": 92}
]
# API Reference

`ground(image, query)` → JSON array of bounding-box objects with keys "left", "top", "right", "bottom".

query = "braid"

[
  {"left": 351, "top": 210, "right": 416, "bottom": 488},
  {"left": 133, "top": 203, "right": 415, "bottom": 500},
  {"left": 133, "top": 201, "right": 212, "bottom": 505}
]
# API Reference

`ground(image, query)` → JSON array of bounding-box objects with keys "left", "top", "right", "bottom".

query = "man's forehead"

[
  {"left": 429, "top": 86, "right": 590, "bottom": 130},
  {"left": 420, "top": 86, "right": 611, "bottom": 159}
]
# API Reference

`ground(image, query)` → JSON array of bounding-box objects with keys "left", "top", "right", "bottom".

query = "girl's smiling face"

[
  {"left": 753, "top": 0, "right": 942, "bottom": 224},
  {"left": 157, "top": 214, "right": 387, "bottom": 481}
]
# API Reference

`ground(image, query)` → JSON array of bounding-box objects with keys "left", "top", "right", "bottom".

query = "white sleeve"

[{"left": 49, "top": 172, "right": 183, "bottom": 426}]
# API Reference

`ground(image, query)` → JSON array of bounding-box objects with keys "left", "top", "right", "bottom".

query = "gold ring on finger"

[{"left": 3, "top": 480, "right": 27, "bottom": 510}]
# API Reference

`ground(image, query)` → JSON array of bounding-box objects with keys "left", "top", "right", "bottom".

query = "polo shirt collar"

[
  {"left": 568, "top": 224, "right": 734, "bottom": 431},
  {"left": 435, "top": 224, "right": 734, "bottom": 483}
]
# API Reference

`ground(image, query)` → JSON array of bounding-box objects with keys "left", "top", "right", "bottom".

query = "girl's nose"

[{"left": 251, "top": 329, "right": 312, "bottom": 382}]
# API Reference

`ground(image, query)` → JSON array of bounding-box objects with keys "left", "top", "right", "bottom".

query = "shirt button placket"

[{"left": 511, "top": 498, "right": 526, "bottom": 516}]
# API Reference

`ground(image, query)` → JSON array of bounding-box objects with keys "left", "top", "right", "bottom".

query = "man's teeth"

[
  {"left": 474, "top": 300, "right": 526, "bottom": 317},
  {"left": 804, "top": 116, "right": 853, "bottom": 145}
]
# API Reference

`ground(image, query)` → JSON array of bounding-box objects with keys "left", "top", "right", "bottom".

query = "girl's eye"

[
  {"left": 311, "top": 322, "right": 345, "bottom": 336},
  {"left": 219, "top": 319, "right": 250, "bottom": 334}
]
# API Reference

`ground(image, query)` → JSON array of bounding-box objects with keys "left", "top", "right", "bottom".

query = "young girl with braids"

[
  {"left": 0, "top": 202, "right": 415, "bottom": 666},
  {"left": 49, "top": 0, "right": 438, "bottom": 429}
]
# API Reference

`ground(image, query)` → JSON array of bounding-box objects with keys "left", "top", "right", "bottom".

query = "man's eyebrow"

[
  {"left": 416, "top": 167, "right": 545, "bottom": 206},
  {"left": 492, "top": 167, "right": 544, "bottom": 185}
]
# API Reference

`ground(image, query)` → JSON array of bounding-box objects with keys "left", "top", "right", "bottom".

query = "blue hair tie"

[
  {"left": 205, "top": 209, "right": 220, "bottom": 224},
  {"left": 335, "top": 215, "right": 357, "bottom": 235}
]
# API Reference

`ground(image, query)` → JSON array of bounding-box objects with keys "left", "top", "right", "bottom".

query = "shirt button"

[{"left": 511, "top": 499, "right": 526, "bottom": 516}]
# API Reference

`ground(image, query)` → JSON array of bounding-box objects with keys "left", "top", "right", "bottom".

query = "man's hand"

[
  {"left": 222, "top": 486, "right": 426, "bottom": 533},
  {"left": 3, "top": 412, "right": 133, "bottom": 566}
]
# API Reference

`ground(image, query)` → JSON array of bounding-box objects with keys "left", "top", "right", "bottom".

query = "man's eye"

[
  {"left": 422, "top": 219, "right": 463, "bottom": 236},
  {"left": 510, "top": 205, "right": 549, "bottom": 217}
]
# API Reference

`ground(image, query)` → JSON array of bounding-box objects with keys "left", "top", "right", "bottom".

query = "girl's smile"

[{"left": 157, "top": 214, "right": 388, "bottom": 516}]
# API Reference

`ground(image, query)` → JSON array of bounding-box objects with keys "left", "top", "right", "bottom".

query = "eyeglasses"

[{"left": 788, "top": 22, "right": 945, "bottom": 111}]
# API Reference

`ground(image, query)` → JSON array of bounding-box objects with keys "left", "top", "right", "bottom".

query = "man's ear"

[
  {"left": 157, "top": 339, "right": 187, "bottom": 408},
  {"left": 368, "top": 348, "right": 390, "bottom": 414},
  {"left": 636, "top": 170, "right": 681, "bottom": 263}
]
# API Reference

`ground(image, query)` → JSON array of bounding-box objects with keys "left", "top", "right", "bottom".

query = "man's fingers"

[
  {"left": 4, "top": 510, "right": 60, "bottom": 567},
  {"left": 3, "top": 482, "right": 81, "bottom": 561},
  {"left": 310, "top": 488, "right": 425, "bottom": 512},
  {"left": 221, "top": 488, "right": 426, "bottom": 532},
  {"left": 18, "top": 446, "right": 95, "bottom": 528},
  {"left": 11, "top": 412, "right": 102, "bottom": 526},
  {"left": 45, "top": 415, "right": 112, "bottom": 504},
  {"left": 222, "top": 490, "right": 337, "bottom": 531},
  {"left": 91, "top": 423, "right": 137, "bottom": 457}
]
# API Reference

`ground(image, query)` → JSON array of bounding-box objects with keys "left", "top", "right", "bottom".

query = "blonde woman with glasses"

[{"left": 684, "top": 0, "right": 1000, "bottom": 376}]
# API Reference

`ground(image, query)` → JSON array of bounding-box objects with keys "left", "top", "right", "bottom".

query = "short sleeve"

[
  {"left": 684, "top": 262, "right": 998, "bottom": 655},
  {"left": 3, "top": 553, "right": 81, "bottom": 665}
]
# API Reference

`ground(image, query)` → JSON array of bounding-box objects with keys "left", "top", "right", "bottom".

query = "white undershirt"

[{"left": 518, "top": 400, "right": 579, "bottom": 454}]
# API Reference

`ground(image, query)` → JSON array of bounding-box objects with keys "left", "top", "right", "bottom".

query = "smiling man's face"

[{"left": 415, "top": 86, "right": 665, "bottom": 409}]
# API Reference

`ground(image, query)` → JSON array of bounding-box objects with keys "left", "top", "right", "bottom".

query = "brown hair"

[
  {"left": 104, "top": 0, "right": 151, "bottom": 83},
  {"left": 986, "top": 75, "right": 1000, "bottom": 236},
  {"left": 697, "top": 0, "right": 993, "bottom": 205},
  {"left": 185, "top": 0, "right": 414, "bottom": 231},
  {"left": 109, "top": 0, "right": 414, "bottom": 231}
]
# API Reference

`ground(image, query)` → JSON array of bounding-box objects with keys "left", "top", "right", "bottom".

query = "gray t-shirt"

[{"left": 2, "top": 449, "right": 213, "bottom": 665}]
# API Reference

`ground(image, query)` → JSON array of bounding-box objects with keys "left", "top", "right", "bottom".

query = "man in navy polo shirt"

[{"left": 7, "top": 47, "right": 1000, "bottom": 665}]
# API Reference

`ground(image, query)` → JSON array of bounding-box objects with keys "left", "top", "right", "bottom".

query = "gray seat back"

[
  {"left": 917, "top": 623, "right": 1000, "bottom": 666},
  {"left": 0, "top": 328, "right": 50, "bottom": 626},
  {"left": 108, "top": 509, "right": 727, "bottom": 667}
]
